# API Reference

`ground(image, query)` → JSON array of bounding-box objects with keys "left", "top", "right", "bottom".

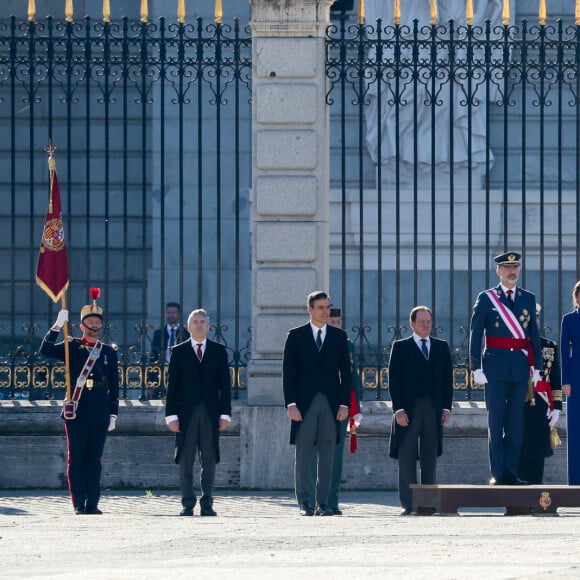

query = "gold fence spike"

[
  {"left": 215, "top": 0, "right": 223, "bottom": 24},
  {"left": 65, "top": 0, "right": 73, "bottom": 22},
  {"left": 577, "top": 0, "right": 580, "bottom": 26},
  {"left": 178, "top": 0, "right": 186, "bottom": 24},
  {"left": 430, "top": 0, "right": 438, "bottom": 25},
  {"left": 394, "top": 0, "right": 400, "bottom": 25},
  {"left": 103, "top": 0, "right": 110, "bottom": 23},
  {"left": 502, "top": 0, "right": 510, "bottom": 26},
  {"left": 358, "top": 0, "right": 365, "bottom": 24},
  {"left": 141, "top": 0, "right": 148, "bottom": 23},
  {"left": 28, "top": 0, "right": 36, "bottom": 21},
  {"left": 466, "top": 0, "right": 473, "bottom": 26},
  {"left": 539, "top": 0, "right": 547, "bottom": 26}
]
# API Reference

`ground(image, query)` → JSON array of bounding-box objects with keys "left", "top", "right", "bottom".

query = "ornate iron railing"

[
  {"left": 2, "top": 10, "right": 578, "bottom": 402},
  {"left": 326, "top": 12, "right": 579, "bottom": 400}
]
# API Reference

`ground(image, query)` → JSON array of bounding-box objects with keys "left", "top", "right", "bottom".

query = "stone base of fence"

[{"left": 0, "top": 401, "right": 567, "bottom": 489}]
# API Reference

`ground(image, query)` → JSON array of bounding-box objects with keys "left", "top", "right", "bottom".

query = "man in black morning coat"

[
  {"left": 388, "top": 306, "right": 453, "bottom": 515},
  {"left": 165, "top": 308, "right": 231, "bottom": 516},
  {"left": 283, "top": 291, "right": 351, "bottom": 516}
]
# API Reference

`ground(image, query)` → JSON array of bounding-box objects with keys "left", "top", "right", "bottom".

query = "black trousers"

[
  {"left": 64, "top": 418, "right": 108, "bottom": 509},
  {"left": 397, "top": 397, "right": 438, "bottom": 511},
  {"left": 294, "top": 393, "right": 336, "bottom": 506},
  {"left": 178, "top": 404, "right": 216, "bottom": 509}
]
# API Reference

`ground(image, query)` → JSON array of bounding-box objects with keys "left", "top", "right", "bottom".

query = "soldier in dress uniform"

[
  {"left": 40, "top": 288, "right": 119, "bottom": 515},
  {"left": 518, "top": 304, "right": 563, "bottom": 484},
  {"left": 469, "top": 251, "right": 542, "bottom": 485}
]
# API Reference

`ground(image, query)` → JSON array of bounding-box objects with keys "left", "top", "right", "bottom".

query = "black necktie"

[
  {"left": 316, "top": 329, "right": 322, "bottom": 350},
  {"left": 170, "top": 327, "right": 177, "bottom": 347},
  {"left": 506, "top": 289, "right": 514, "bottom": 310},
  {"left": 420, "top": 338, "right": 429, "bottom": 359}
]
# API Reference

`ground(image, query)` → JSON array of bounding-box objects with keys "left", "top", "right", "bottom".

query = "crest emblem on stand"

[{"left": 539, "top": 491, "right": 552, "bottom": 510}]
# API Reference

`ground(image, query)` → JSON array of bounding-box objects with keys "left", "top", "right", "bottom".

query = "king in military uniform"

[
  {"left": 469, "top": 252, "right": 542, "bottom": 485},
  {"left": 40, "top": 288, "right": 119, "bottom": 514}
]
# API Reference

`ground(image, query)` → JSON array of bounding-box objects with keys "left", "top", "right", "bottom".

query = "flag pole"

[
  {"left": 60, "top": 293, "right": 72, "bottom": 401},
  {"left": 45, "top": 142, "right": 72, "bottom": 401}
]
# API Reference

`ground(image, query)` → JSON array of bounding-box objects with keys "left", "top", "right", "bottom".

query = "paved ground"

[{"left": 1, "top": 490, "right": 580, "bottom": 579}]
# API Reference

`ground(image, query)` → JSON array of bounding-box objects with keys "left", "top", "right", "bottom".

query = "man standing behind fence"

[
  {"left": 469, "top": 252, "right": 542, "bottom": 486},
  {"left": 165, "top": 309, "right": 231, "bottom": 517},
  {"left": 388, "top": 306, "right": 453, "bottom": 516},
  {"left": 283, "top": 291, "right": 351, "bottom": 516}
]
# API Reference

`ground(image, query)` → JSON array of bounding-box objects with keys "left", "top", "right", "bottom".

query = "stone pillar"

[
  {"left": 241, "top": 0, "right": 333, "bottom": 487},
  {"left": 247, "top": 0, "right": 333, "bottom": 406}
]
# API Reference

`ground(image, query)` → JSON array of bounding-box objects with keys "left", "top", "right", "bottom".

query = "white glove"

[
  {"left": 352, "top": 413, "right": 363, "bottom": 428},
  {"left": 532, "top": 369, "right": 541, "bottom": 386},
  {"left": 53, "top": 309, "right": 69, "bottom": 330},
  {"left": 549, "top": 409, "right": 560, "bottom": 427},
  {"left": 108, "top": 415, "right": 117, "bottom": 432},
  {"left": 473, "top": 369, "right": 488, "bottom": 385}
]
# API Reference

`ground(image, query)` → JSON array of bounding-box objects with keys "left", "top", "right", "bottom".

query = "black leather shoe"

[
  {"left": 315, "top": 504, "right": 334, "bottom": 516},
  {"left": 503, "top": 474, "right": 528, "bottom": 486},
  {"left": 74, "top": 507, "right": 85, "bottom": 515},
  {"left": 331, "top": 507, "right": 343, "bottom": 516},
  {"left": 84, "top": 507, "right": 103, "bottom": 515},
  {"left": 400, "top": 508, "right": 411, "bottom": 516},
  {"left": 299, "top": 502, "right": 314, "bottom": 516},
  {"left": 200, "top": 507, "right": 217, "bottom": 516},
  {"left": 179, "top": 507, "right": 194, "bottom": 516}
]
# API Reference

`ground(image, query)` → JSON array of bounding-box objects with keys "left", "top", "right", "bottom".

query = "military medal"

[{"left": 86, "top": 378, "right": 94, "bottom": 390}]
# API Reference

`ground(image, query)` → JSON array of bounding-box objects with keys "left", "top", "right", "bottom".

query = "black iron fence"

[
  {"left": 326, "top": 13, "right": 580, "bottom": 399},
  {"left": 2, "top": 12, "right": 580, "bottom": 401},
  {"left": 0, "top": 15, "right": 252, "bottom": 400}
]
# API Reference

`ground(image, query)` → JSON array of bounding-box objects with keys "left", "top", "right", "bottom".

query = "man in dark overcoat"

[
  {"left": 165, "top": 308, "right": 231, "bottom": 516},
  {"left": 283, "top": 291, "right": 351, "bottom": 516},
  {"left": 388, "top": 306, "right": 453, "bottom": 515}
]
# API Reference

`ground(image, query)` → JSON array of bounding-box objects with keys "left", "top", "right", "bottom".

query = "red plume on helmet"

[{"left": 80, "top": 287, "right": 104, "bottom": 321}]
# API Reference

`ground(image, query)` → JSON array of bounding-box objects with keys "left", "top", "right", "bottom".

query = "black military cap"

[
  {"left": 329, "top": 307, "right": 342, "bottom": 318},
  {"left": 494, "top": 251, "right": 521, "bottom": 266}
]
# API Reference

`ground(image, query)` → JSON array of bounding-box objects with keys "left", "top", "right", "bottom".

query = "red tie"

[{"left": 196, "top": 343, "right": 203, "bottom": 361}]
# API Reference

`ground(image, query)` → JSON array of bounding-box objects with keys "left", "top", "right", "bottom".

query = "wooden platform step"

[{"left": 411, "top": 484, "right": 580, "bottom": 516}]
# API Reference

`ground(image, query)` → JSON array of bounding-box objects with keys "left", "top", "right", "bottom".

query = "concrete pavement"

[{"left": 1, "top": 490, "right": 580, "bottom": 579}]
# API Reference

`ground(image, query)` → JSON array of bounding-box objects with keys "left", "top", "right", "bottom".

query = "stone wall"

[{"left": 0, "top": 400, "right": 567, "bottom": 489}]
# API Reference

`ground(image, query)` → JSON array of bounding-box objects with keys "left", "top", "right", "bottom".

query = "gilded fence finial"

[
  {"left": 65, "top": 0, "right": 73, "bottom": 22},
  {"left": 539, "top": 0, "right": 547, "bottom": 26},
  {"left": 430, "top": 0, "right": 438, "bottom": 25},
  {"left": 103, "top": 0, "right": 110, "bottom": 23},
  {"left": 140, "top": 0, "right": 148, "bottom": 23},
  {"left": 502, "top": 0, "right": 510, "bottom": 26},
  {"left": 577, "top": 0, "right": 580, "bottom": 26},
  {"left": 178, "top": 0, "right": 186, "bottom": 24},
  {"left": 358, "top": 0, "right": 365, "bottom": 24},
  {"left": 394, "top": 0, "right": 401, "bottom": 25},
  {"left": 28, "top": 0, "right": 36, "bottom": 22},
  {"left": 466, "top": 0, "right": 474, "bottom": 26},
  {"left": 215, "top": 0, "right": 223, "bottom": 24}
]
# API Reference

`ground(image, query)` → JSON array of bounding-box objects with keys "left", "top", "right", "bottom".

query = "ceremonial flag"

[{"left": 36, "top": 153, "right": 69, "bottom": 302}]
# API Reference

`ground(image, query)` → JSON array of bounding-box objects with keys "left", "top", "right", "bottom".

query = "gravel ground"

[{"left": 2, "top": 490, "right": 580, "bottom": 579}]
